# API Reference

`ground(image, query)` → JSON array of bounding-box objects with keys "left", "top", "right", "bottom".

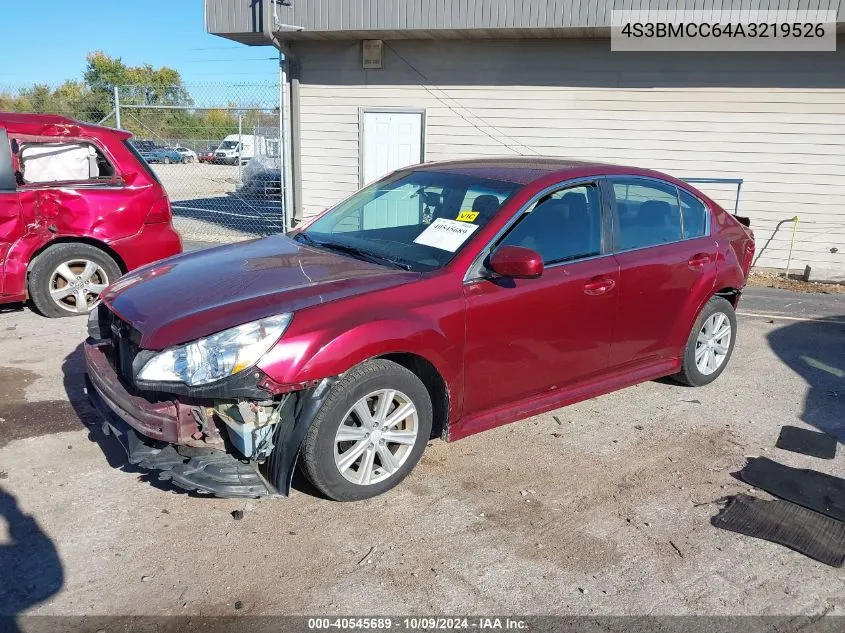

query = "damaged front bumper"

[
  {"left": 88, "top": 395, "right": 278, "bottom": 498},
  {"left": 83, "top": 339, "right": 321, "bottom": 499}
]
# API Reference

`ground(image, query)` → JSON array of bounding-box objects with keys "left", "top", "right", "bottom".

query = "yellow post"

[{"left": 785, "top": 216, "right": 799, "bottom": 279}]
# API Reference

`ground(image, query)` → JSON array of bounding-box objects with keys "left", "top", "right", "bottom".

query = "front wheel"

[
  {"left": 300, "top": 359, "right": 432, "bottom": 501},
  {"left": 674, "top": 296, "right": 737, "bottom": 387}
]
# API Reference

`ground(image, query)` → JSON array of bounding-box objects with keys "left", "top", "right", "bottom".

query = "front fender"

[{"left": 260, "top": 316, "right": 460, "bottom": 389}]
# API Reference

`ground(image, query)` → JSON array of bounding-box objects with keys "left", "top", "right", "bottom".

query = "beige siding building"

[{"left": 207, "top": 0, "right": 845, "bottom": 280}]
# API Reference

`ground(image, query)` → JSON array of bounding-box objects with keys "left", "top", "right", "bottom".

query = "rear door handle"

[
  {"left": 688, "top": 253, "right": 712, "bottom": 269},
  {"left": 584, "top": 276, "right": 616, "bottom": 296}
]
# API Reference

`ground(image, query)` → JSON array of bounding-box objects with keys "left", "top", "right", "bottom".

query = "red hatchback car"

[
  {"left": 0, "top": 113, "right": 182, "bottom": 317},
  {"left": 84, "top": 158, "right": 754, "bottom": 501}
]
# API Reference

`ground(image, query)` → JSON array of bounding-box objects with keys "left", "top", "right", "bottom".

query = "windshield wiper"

[
  {"left": 293, "top": 232, "right": 321, "bottom": 247},
  {"left": 295, "top": 233, "right": 414, "bottom": 271},
  {"left": 320, "top": 241, "right": 413, "bottom": 270}
]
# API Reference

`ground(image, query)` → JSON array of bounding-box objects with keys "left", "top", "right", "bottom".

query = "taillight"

[{"left": 145, "top": 196, "right": 172, "bottom": 224}]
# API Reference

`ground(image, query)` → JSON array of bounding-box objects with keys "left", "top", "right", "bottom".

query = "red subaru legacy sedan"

[
  {"left": 84, "top": 158, "right": 754, "bottom": 501},
  {"left": 0, "top": 113, "right": 182, "bottom": 317}
]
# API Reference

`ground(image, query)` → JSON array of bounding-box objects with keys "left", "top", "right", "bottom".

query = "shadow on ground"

[
  {"left": 171, "top": 195, "right": 283, "bottom": 237},
  {"left": 0, "top": 488, "right": 63, "bottom": 629},
  {"left": 768, "top": 317, "right": 845, "bottom": 442}
]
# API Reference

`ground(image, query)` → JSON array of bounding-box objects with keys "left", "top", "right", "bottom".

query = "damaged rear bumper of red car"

[{"left": 83, "top": 341, "right": 281, "bottom": 498}]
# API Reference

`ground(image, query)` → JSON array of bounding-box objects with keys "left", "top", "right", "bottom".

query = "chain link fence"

[{"left": 0, "top": 82, "right": 284, "bottom": 245}]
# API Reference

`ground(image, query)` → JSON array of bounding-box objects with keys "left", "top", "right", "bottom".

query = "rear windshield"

[{"left": 123, "top": 141, "right": 161, "bottom": 184}]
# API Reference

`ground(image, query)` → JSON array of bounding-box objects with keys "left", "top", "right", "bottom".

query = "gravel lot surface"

[{"left": 152, "top": 162, "right": 283, "bottom": 243}]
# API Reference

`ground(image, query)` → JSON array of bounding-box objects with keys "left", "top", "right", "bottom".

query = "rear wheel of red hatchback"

[
  {"left": 300, "top": 359, "right": 433, "bottom": 501},
  {"left": 674, "top": 296, "right": 737, "bottom": 387},
  {"left": 28, "top": 243, "right": 121, "bottom": 318}
]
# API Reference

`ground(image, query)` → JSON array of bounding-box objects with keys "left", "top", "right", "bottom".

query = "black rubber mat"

[
  {"left": 712, "top": 495, "right": 845, "bottom": 567},
  {"left": 776, "top": 425, "right": 837, "bottom": 460},
  {"left": 740, "top": 457, "right": 845, "bottom": 522}
]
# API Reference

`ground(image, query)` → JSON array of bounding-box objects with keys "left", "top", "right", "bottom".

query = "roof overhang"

[{"left": 206, "top": 0, "right": 845, "bottom": 45}]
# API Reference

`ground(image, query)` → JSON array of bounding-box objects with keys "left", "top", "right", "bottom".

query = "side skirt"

[{"left": 448, "top": 358, "right": 680, "bottom": 442}]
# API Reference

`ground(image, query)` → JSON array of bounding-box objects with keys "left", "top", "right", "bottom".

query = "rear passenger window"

[
  {"left": 613, "top": 180, "right": 682, "bottom": 250},
  {"left": 16, "top": 140, "right": 116, "bottom": 185},
  {"left": 679, "top": 189, "right": 707, "bottom": 239},
  {"left": 501, "top": 183, "right": 602, "bottom": 264}
]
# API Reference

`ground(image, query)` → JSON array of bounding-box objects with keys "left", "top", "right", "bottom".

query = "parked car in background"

[
  {"left": 84, "top": 158, "right": 754, "bottom": 502},
  {"left": 0, "top": 113, "right": 183, "bottom": 317},
  {"left": 238, "top": 156, "right": 282, "bottom": 199},
  {"left": 172, "top": 146, "right": 198, "bottom": 163},
  {"left": 131, "top": 140, "right": 182, "bottom": 165},
  {"left": 198, "top": 150, "right": 216, "bottom": 164},
  {"left": 237, "top": 169, "right": 281, "bottom": 199}
]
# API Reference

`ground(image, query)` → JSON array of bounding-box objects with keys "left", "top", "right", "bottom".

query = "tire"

[
  {"left": 163, "top": 157, "right": 171, "bottom": 164},
  {"left": 674, "top": 296, "right": 737, "bottom": 387},
  {"left": 300, "top": 359, "right": 433, "bottom": 501},
  {"left": 28, "top": 243, "right": 122, "bottom": 318}
]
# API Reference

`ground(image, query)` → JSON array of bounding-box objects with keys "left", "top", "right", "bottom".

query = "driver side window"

[{"left": 500, "top": 183, "right": 603, "bottom": 265}]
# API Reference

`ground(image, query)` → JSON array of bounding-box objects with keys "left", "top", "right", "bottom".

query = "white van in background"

[{"left": 214, "top": 134, "right": 267, "bottom": 165}]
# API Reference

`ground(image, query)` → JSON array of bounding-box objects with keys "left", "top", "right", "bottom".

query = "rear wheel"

[
  {"left": 674, "top": 296, "right": 737, "bottom": 387},
  {"left": 163, "top": 156, "right": 171, "bottom": 164},
  {"left": 28, "top": 243, "right": 121, "bottom": 318},
  {"left": 300, "top": 359, "right": 432, "bottom": 501}
]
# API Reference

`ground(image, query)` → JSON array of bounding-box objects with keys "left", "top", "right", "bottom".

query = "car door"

[
  {"left": 462, "top": 180, "right": 619, "bottom": 416},
  {"left": 606, "top": 177, "right": 718, "bottom": 368},
  {"left": 0, "top": 128, "right": 23, "bottom": 295}
]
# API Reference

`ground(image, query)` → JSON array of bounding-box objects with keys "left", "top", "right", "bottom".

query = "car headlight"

[{"left": 137, "top": 313, "right": 293, "bottom": 386}]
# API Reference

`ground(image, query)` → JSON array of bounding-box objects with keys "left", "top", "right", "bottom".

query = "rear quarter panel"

[{"left": 712, "top": 204, "right": 755, "bottom": 294}]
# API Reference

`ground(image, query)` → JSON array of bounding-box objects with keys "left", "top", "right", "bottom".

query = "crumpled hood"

[{"left": 102, "top": 234, "right": 419, "bottom": 350}]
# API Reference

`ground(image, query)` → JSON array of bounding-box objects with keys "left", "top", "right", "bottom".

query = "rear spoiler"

[{"left": 681, "top": 177, "right": 748, "bottom": 227}]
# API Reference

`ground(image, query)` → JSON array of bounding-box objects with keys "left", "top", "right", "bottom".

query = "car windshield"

[
  {"left": 299, "top": 170, "right": 520, "bottom": 272},
  {"left": 219, "top": 141, "right": 239, "bottom": 150}
]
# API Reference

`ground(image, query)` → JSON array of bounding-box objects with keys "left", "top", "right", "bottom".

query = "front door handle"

[
  {"left": 584, "top": 276, "right": 616, "bottom": 296},
  {"left": 688, "top": 253, "right": 713, "bottom": 269}
]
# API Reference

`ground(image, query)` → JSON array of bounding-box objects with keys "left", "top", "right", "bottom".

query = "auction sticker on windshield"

[{"left": 414, "top": 218, "right": 480, "bottom": 252}]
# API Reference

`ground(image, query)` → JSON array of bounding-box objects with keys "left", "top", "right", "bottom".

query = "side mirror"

[{"left": 489, "top": 245, "right": 544, "bottom": 279}]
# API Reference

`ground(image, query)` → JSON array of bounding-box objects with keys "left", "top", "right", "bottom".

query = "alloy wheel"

[
  {"left": 333, "top": 389, "right": 419, "bottom": 486},
  {"left": 49, "top": 260, "right": 110, "bottom": 314},
  {"left": 695, "top": 312, "right": 732, "bottom": 375}
]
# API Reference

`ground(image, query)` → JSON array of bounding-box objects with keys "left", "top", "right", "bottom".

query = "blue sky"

[{"left": 0, "top": 0, "right": 279, "bottom": 87}]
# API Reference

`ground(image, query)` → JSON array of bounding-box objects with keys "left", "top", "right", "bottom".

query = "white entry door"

[{"left": 361, "top": 110, "right": 424, "bottom": 186}]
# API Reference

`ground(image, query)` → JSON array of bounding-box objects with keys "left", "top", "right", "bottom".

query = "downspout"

[{"left": 264, "top": 0, "right": 304, "bottom": 227}]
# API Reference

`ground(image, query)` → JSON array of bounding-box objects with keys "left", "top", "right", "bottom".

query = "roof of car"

[
  {"left": 0, "top": 112, "right": 132, "bottom": 140},
  {"left": 0, "top": 112, "right": 77, "bottom": 127},
  {"left": 410, "top": 157, "right": 672, "bottom": 186}
]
